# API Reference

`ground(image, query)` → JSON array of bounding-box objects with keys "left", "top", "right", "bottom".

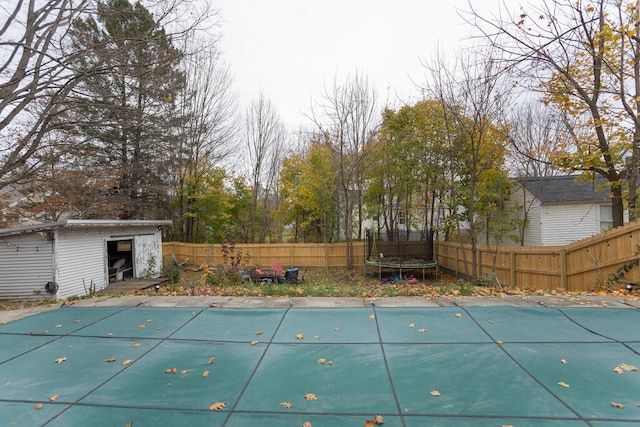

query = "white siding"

[
  {"left": 0, "top": 233, "right": 55, "bottom": 300},
  {"left": 541, "top": 202, "right": 600, "bottom": 246},
  {"left": 56, "top": 228, "right": 108, "bottom": 299},
  {"left": 134, "top": 232, "right": 162, "bottom": 278}
]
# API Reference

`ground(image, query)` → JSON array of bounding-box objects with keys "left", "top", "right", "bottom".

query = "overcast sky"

[{"left": 214, "top": 0, "right": 505, "bottom": 131}]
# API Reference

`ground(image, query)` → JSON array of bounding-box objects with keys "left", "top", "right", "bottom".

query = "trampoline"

[{"left": 1, "top": 304, "right": 640, "bottom": 426}]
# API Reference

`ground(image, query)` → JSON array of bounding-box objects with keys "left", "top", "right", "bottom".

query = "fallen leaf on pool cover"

[
  {"left": 146, "top": 319, "right": 152, "bottom": 323},
  {"left": 34, "top": 403, "right": 43, "bottom": 410},
  {"left": 430, "top": 390, "right": 441, "bottom": 396},
  {"left": 335, "top": 327, "right": 340, "bottom": 331},
  {"left": 561, "top": 359, "right": 568, "bottom": 364},
  {"left": 303, "top": 422, "right": 312, "bottom": 427},
  {"left": 318, "top": 358, "right": 326, "bottom": 364},
  {"left": 181, "top": 370, "right": 188, "bottom": 374},
  {"left": 250, "top": 340, "right": 259, "bottom": 345},
  {"left": 126, "top": 421, "right": 133, "bottom": 427},
  {"left": 496, "top": 340, "right": 504, "bottom": 345},
  {"left": 618, "top": 363, "right": 638, "bottom": 372},
  {"left": 73, "top": 319, "right": 81, "bottom": 323},
  {"left": 138, "top": 324, "right": 146, "bottom": 329},
  {"left": 374, "top": 414, "right": 384, "bottom": 424},
  {"left": 54, "top": 357, "right": 67, "bottom": 364},
  {"left": 132, "top": 343, "right": 142, "bottom": 348},
  {"left": 455, "top": 313, "right": 462, "bottom": 318},
  {"left": 305, "top": 393, "right": 318, "bottom": 400},
  {"left": 280, "top": 401, "right": 292, "bottom": 408},
  {"left": 370, "top": 315, "right": 375, "bottom": 319},
  {"left": 557, "top": 381, "right": 570, "bottom": 387},
  {"left": 418, "top": 328, "right": 427, "bottom": 333},
  {"left": 48, "top": 394, "right": 60, "bottom": 401},
  {"left": 165, "top": 368, "right": 177, "bottom": 374},
  {"left": 122, "top": 359, "right": 132, "bottom": 366},
  {"left": 208, "top": 402, "right": 226, "bottom": 411},
  {"left": 255, "top": 331, "right": 263, "bottom": 335},
  {"left": 296, "top": 334, "right": 304, "bottom": 340},
  {"left": 614, "top": 366, "right": 624, "bottom": 374},
  {"left": 408, "top": 323, "right": 415, "bottom": 328},
  {"left": 104, "top": 358, "right": 116, "bottom": 363},
  {"left": 207, "top": 357, "right": 215, "bottom": 364},
  {"left": 365, "top": 420, "right": 375, "bottom": 427},
  {"left": 611, "top": 402, "right": 624, "bottom": 408},
  {"left": 202, "top": 370, "right": 210, "bottom": 377},
  {"left": 55, "top": 324, "right": 62, "bottom": 328}
]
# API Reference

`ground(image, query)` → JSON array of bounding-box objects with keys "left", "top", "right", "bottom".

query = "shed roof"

[
  {"left": 0, "top": 219, "right": 172, "bottom": 237},
  {"left": 516, "top": 175, "right": 610, "bottom": 203}
]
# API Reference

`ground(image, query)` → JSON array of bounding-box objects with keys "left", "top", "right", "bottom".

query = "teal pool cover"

[{"left": 1, "top": 305, "right": 640, "bottom": 426}]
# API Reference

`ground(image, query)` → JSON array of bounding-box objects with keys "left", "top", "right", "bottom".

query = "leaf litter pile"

[{"left": 120, "top": 268, "right": 640, "bottom": 300}]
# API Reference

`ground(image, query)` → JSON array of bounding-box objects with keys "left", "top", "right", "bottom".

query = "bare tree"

[
  {"left": 467, "top": 0, "right": 640, "bottom": 225},
  {"left": 243, "top": 93, "right": 286, "bottom": 243},
  {"left": 170, "top": 42, "right": 238, "bottom": 242},
  {"left": 507, "top": 102, "right": 566, "bottom": 178},
  {"left": 309, "top": 72, "right": 378, "bottom": 269},
  {"left": 422, "top": 46, "right": 512, "bottom": 282},
  {"left": 0, "top": 0, "right": 91, "bottom": 188}
]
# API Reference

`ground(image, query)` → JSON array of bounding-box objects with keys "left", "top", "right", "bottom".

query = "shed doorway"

[{"left": 107, "top": 239, "right": 134, "bottom": 281}]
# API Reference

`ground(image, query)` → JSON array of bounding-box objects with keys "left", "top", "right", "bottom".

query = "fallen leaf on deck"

[
  {"left": 208, "top": 402, "right": 226, "bottom": 411},
  {"left": 305, "top": 393, "right": 318, "bottom": 400}
]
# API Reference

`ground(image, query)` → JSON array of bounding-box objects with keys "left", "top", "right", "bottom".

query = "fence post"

[
  {"left": 560, "top": 249, "right": 567, "bottom": 290},
  {"left": 510, "top": 251, "right": 516, "bottom": 287}
]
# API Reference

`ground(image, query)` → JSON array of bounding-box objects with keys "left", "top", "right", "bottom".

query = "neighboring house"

[
  {"left": 0, "top": 219, "right": 171, "bottom": 301},
  {"left": 502, "top": 175, "right": 617, "bottom": 246}
]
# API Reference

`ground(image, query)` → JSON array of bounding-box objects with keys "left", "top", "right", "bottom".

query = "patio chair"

[{"left": 279, "top": 268, "right": 299, "bottom": 284}]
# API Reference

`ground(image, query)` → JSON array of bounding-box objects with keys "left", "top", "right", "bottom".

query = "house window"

[{"left": 600, "top": 204, "right": 613, "bottom": 232}]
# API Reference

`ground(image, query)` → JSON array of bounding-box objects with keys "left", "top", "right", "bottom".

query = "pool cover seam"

[
  {"left": 221, "top": 303, "right": 293, "bottom": 427},
  {"left": 372, "top": 303, "right": 406, "bottom": 427},
  {"left": 455, "top": 303, "right": 593, "bottom": 426},
  {"left": 40, "top": 306, "right": 211, "bottom": 426},
  {"left": 0, "top": 306, "right": 132, "bottom": 366}
]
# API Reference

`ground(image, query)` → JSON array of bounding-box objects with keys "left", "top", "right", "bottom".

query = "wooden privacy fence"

[
  {"left": 164, "top": 221, "right": 640, "bottom": 291},
  {"left": 162, "top": 241, "right": 366, "bottom": 270},
  {"left": 438, "top": 221, "right": 640, "bottom": 291}
]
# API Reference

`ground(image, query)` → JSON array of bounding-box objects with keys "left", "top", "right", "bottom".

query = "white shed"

[{"left": 0, "top": 220, "right": 171, "bottom": 301}]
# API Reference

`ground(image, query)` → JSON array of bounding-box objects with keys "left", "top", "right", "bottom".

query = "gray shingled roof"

[{"left": 516, "top": 175, "right": 610, "bottom": 203}]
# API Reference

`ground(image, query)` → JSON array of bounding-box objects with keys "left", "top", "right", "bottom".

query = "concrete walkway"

[{"left": 1, "top": 293, "right": 639, "bottom": 324}]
